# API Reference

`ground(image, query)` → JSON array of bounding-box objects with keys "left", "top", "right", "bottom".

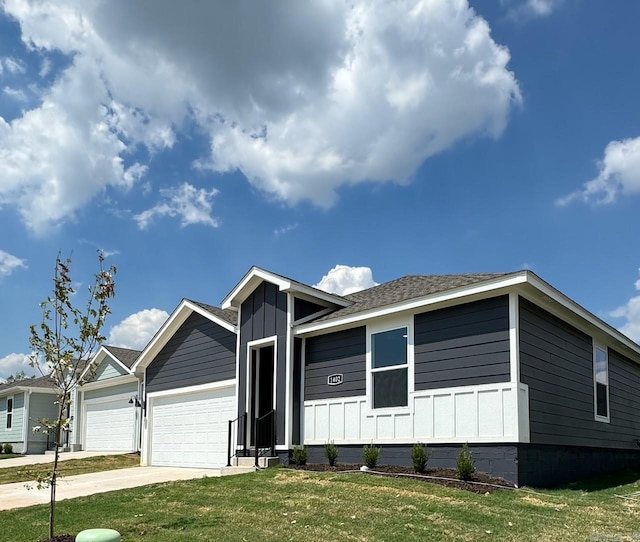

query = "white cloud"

[
  {"left": 558, "top": 136, "right": 640, "bottom": 206},
  {"left": 3, "top": 86, "right": 27, "bottom": 102},
  {"left": 0, "top": 249, "right": 26, "bottom": 278},
  {"left": 504, "top": 0, "right": 562, "bottom": 20},
  {"left": 0, "top": 1, "right": 520, "bottom": 230},
  {"left": 134, "top": 182, "right": 219, "bottom": 229},
  {"left": 107, "top": 308, "right": 169, "bottom": 350},
  {"left": 0, "top": 57, "right": 26, "bottom": 75},
  {"left": 0, "top": 353, "right": 39, "bottom": 382},
  {"left": 610, "top": 270, "right": 640, "bottom": 343},
  {"left": 274, "top": 224, "right": 298, "bottom": 238},
  {"left": 314, "top": 264, "right": 378, "bottom": 296}
]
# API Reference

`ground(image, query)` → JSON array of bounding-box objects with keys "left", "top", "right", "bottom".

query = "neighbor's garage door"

[
  {"left": 150, "top": 385, "right": 235, "bottom": 468},
  {"left": 85, "top": 398, "right": 135, "bottom": 452}
]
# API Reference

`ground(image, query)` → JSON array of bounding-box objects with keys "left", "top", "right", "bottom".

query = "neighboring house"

[
  {"left": 71, "top": 345, "right": 142, "bottom": 453},
  {"left": 0, "top": 375, "right": 58, "bottom": 454},
  {"left": 132, "top": 266, "right": 640, "bottom": 487}
]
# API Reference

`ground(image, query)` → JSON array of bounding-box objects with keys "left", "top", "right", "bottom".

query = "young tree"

[{"left": 29, "top": 252, "right": 116, "bottom": 540}]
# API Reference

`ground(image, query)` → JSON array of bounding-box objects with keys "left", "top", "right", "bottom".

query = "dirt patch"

[
  {"left": 38, "top": 535, "right": 75, "bottom": 542},
  {"left": 287, "top": 464, "right": 515, "bottom": 494}
]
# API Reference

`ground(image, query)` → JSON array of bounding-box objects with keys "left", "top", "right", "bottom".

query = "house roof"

[
  {"left": 187, "top": 300, "right": 238, "bottom": 326},
  {"left": 0, "top": 374, "right": 56, "bottom": 395},
  {"left": 220, "top": 266, "right": 351, "bottom": 310},
  {"left": 311, "top": 272, "right": 513, "bottom": 323},
  {"left": 103, "top": 345, "right": 141, "bottom": 369}
]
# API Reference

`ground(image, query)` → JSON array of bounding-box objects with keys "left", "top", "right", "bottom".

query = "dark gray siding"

[
  {"left": 294, "top": 298, "right": 327, "bottom": 321},
  {"left": 238, "top": 281, "right": 288, "bottom": 445},
  {"left": 520, "top": 297, "right": 640, "bottom": 449},
  {"left": 146, "top": 312, "right": 236, "bottom": 394},
  {"left": 414, "top": 296, "right": 510, "bottom": 390},
  {"left": 305, "top": 326, "right": 366, "bottom": 401}
]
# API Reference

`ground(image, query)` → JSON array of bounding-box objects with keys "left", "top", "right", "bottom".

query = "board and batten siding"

[
  {"left": 304, "top": 326, "right": 366, "bottom": 401},
  {"left": 238, "top": 281, "right": 288, "bottom": 445},
  {"left": 414, "top": 295, "right": 511, "bottom": 390},
  {"left": 519, "top": 297, "right": 640, "bottom": 449},
  {"left": 146, "top": 312, "right": 236, "bottom": 394}
]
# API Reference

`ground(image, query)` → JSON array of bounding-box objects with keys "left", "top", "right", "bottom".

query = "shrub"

[
  {"left": 291, "top": 445, "right": 307, "bottom": 466},
  {"left": 456, "top": 443, "right": 475, "bottom": 480},
  {"left": 3, "top": 443, "right": 13, "bottom": 454},
  {"left": 324, "top": 441, "right": 339, "bottom": 467},
  {"left": 411, "top": 442, "right": 430, "bottom": 473},
  {"left": 362, "top": 445, "right": 381, "bottom": 468},
  {"left": 0, "top": 443, "right": 4, "bottom": 453}
]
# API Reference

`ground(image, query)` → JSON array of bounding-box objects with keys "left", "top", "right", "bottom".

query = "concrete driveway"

[{"left": 0, "top": 466, "right": 220, "bottom": 510}]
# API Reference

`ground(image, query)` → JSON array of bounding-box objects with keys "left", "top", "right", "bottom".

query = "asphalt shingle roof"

[
  {"left": 312, "top": 272, "right": 514, "bottom": 323},
  {"left": 0, "top": 374, "right": 56, "bottom": 395},
  {"left": 188, "top": 300, "right": 238, "bottom": 326},
  {"left": 103, "top": 345, "right": 141, "bottom": 368}
]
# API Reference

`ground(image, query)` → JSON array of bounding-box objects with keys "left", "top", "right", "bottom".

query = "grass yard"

[
  {"left": 2, "top": 467, "right": 640, "bottom": 541},
  {"left": 0, "top": 453, "right": 140, "bottom": 485}
]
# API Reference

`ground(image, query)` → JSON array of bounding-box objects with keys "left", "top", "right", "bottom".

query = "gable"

[
  {"left": 91, "top": 358, "right": 130, "bottom": 382},
  {"left": 146, "top": 311, "right": 236, "bottom": 394}
]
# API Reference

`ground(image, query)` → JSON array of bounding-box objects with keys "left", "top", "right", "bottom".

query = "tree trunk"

[{"left": 49, "top": 402, "right": 65, "bottom": 539}]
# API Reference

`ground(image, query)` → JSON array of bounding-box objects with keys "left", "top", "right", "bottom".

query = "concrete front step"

[{"left": 233, "top": 456, "right": 280, "bottom": 468}]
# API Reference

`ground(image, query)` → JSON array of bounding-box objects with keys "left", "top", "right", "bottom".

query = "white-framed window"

[
  {"left": 370, "top": 325, "right": 410, "bottom": 409},
  {"left": 593, "top": 345, "right": 610, "bottom": 423},
  {"left": 6, "top": 395, "right": 13, "bottom": 429}
]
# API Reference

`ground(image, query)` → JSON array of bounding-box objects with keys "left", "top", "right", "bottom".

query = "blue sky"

[{"left": 1, "top": 0, "right": 639, "bottom": 381}]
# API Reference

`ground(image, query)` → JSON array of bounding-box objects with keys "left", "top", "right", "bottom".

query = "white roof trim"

[
  {"left": 79, "top": 373, "right": 139, "bottom": 391},
  {"left": 0, "top": 384, "right": 57, "bottom": 396},
  {"left": 132, "top": 299, "right": 236, "bottom": 373},
  {"left": 78, "top": 346, "right": 131, "bottom": 383},
  {"left": 524, "top": 273, "right": 640, "bottom": 358},
  {"left": 295, "top": 272, "right": 529, "bottom": 335},
  {"left": 221, "top": 266, "right": 350, "bottom": 310}
]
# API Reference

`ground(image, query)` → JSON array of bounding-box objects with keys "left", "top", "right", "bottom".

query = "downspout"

[{"left": 22, "top": 390, "right": 31, "bottom": 455}]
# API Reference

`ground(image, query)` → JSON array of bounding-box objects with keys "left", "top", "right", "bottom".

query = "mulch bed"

[
  {"left": 38, "top": 536, "right": 75, "bottom": 542},
  {"left": 288, "top": 463, "right": 515, "bottom": 494}
]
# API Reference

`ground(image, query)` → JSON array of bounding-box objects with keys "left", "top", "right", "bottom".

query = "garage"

[
  {"left": 84, "top": 396, "right": 136, "bottom": 452},
  {"left": 149, "top": 385, "right": 236, "bottom": 468}
]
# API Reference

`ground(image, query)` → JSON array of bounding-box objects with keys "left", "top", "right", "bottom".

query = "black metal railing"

[
  {"left": 254, "top": 409, "right": 276, "bottom": 467},
  {"left": 227, "top": 412, "right": 247, "bottom": 467}
]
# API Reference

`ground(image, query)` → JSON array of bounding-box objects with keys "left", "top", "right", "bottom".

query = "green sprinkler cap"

[{"left": 75, "top": 528, "right": 122, "bottom": 542}]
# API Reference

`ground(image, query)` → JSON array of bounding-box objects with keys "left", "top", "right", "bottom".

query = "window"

[
  {"left": 371, "top": 327, "right": 408, "bottom": 408},
  {"left": 594, "top": 346, "right": 609, "bottom": 422},
  {"left": 6, "top": 396, "right": 13, "bottom": 429}
]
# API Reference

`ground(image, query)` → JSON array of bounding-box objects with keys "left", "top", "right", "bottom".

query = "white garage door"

[
  {"left": 85, "top": 398, "right": 135, "bottom": 451},
  {"left": 150, "top": 385, "right": 235, "bottom": 468}
]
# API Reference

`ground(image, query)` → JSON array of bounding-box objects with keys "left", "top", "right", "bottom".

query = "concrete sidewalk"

[
  {"left": 0, "top": 451, "right": 128, "bottom": 469},
  {"left": 0, "top": 466, "right": 220, "bottom": 510}
]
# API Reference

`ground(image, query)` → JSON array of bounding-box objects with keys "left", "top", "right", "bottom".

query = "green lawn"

[
  {"left": 2, "top": 467, "right": 640, "bottom": 541},
  {"left": 0, "top": 453, "right": 140, "bottom": 484}
]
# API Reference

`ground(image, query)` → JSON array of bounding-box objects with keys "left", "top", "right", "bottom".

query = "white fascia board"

[
  {"left": 11, "top": 386, "right": 57, "bottom": 395},
  {"left": 295, "top": 272, "right": 529, "bottom": 336},
  {"left": 132, "top": 299, "right": 236, "bottom": 373},
  {"left": 221, "top": 267, "right": 291, "bottom": 309},
  {"left": 146, "top": 378, "right": 236, "bottom": 399},
  {"left": 78, "top": 373, "right": 139, "bottom": 392},
  {"left": 221, "top": 266, "right": 350, "bottom": 310},
  {"left": 284, "top": 285, "right": 351, "bottom": 308},
  {"left": 525, "top": 273, "right": 640, "bottom": 358}
]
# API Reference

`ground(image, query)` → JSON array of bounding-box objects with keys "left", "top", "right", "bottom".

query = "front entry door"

[{"left": 249, "top": 344, "right": 274, "bottom": 447}]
